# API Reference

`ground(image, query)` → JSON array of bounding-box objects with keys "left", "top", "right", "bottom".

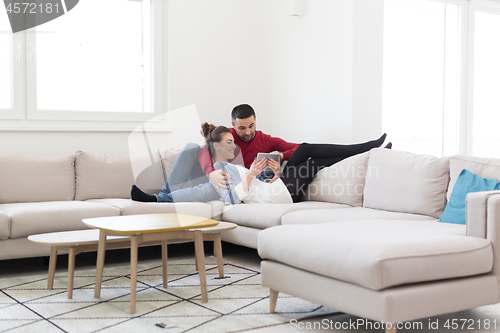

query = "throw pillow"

[
  {"left": 305, "top": 151, "right": 369, "bottom": 207},
  {"left": 446, "top": 155, "right": 500, "bottom": 201},
  {"left": 438, "top": 169, "right": 500, "bottom": 224},
  {"left": 363, "top": 148, "right": 449, "bottom": 218},
  {"left": 158, "top": 147, "right": 181, "bottom": 179}
]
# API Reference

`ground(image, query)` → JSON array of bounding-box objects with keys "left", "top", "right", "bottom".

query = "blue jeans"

[
  {"left": 155, "top": 142, "right": 220, "bottom": 203},
  {"left": 257, "top": 170, "right": 275, "bottom": 181}
]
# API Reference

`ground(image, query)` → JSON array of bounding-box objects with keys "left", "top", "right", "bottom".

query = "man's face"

[{"left": 232, "top": 116, "right": 256, "bottom": 142}]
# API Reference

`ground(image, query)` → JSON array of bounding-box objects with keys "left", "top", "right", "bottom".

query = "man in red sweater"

[{"left": 199, "top": 104, "right": 388, "bottom": 196}]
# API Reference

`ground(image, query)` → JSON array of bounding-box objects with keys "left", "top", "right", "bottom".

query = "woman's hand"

[
  {"left": 209, "top": 170, "right": 232, "bottom": 193},
  {"left": 267, "top": 157, "right": 281, "bottom": 177},
  {"left": 248, "top": 158, "right": 267, "bottom": 178}
]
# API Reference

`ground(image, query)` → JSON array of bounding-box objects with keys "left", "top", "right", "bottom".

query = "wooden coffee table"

[
  {"left": 28, "top": 221, "right": 237, "bottom": 302},
  {"left": 81, "top": 213, "right": 229, "bottom": 314},
  {"left": 28, "top": 230, "right": 130, "bottom": 299}
]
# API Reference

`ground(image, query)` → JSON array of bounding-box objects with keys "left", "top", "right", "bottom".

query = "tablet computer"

[{"left": 256, "top": 153, "right": 280, "bottom": 172}]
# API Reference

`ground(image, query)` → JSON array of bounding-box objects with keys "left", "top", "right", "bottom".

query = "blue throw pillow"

[{"left": 438, "top": 169, "right": 500, "bottom": 225}]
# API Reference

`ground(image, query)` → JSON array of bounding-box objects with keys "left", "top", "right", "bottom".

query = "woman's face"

[{"left": 214, "top": 133, "right": 236, "bottom": 161}]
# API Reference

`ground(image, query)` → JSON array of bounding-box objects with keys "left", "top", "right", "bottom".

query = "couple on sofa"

[{"left": 132, "top": 104, "right": 390, "bottom": 205}]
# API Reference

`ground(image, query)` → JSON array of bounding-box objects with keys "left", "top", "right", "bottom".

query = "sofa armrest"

[
  {"left": 466, "top": 190, "right": 500, "bottom": 238},
  {"left": 477, "top": 192, "right": 500, "bottom": 297}
]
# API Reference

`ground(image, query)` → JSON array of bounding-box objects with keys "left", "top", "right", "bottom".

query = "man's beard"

[{"left": 241, "top": 133, "right": 255, "bottom": 141}]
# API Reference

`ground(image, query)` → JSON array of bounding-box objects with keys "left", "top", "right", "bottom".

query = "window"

[
  {"left": 382, "top": 0, "right": 462, "bottom": 157},
  {"left": 0, "top": 7, "right": 24, "bottom": 120},
  {"left": 383, "top": 0, "right": 500, "bottom": 158},
  {"left": 0, "top": 0, "right": 163, "bottom": 126},
  {"left": 0, "top": 11, "right": 12, "bottom": 110},
  {"left": 470, "top": 6, "right": 500, "bottom": 158}
]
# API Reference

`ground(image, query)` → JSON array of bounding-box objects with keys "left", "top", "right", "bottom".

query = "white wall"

[
  {"left": 352, "top": 0, "right": 384, "bottom": 143},
  {"left": 0, "top": 131, "right": 131, "bottom": 155},
  {"left": 168, "top": 0, "right": 269, "bottom": 129},
  {"left": 255, "top": 0, "right": 355, "bottom": 144},
  {"left": 0, "top": 0, "right": 384, "bottom": 155},
  {"left": 168, "top": 0, "right": 356, "bottom": 144}
]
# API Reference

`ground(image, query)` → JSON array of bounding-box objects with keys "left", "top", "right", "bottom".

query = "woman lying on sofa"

[{"left": 131, "top": 123, "right": 389, "bottom": 204}]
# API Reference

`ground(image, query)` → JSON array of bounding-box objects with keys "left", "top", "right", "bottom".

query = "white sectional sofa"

[
  {"left": 1, "top": 147, "right": 499, "bottom": 332},
  {"left": 257, "top": 148, "right": 500, "bottom": 332},
  {"left": 0, "top": 150, "right": 216, "bottom": 260},
  {"left": 0, "top": 148, "right": 350, "bottom": 259}
]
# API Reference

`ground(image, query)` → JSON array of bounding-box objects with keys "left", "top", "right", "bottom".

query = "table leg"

[
  {"left": 67, "top": 247, "right": 76, "bottom": 299},
  {"left": 194, "top": 230, "right": 208, "bottom": 303},
  {"left": 47, "top": 246, "right": 58, "bottom": 290},
  {"left": 94, "top": 230, "right": 107, "bottom": 298},
  {"left": 130, "top": 235, "right": 139, "bottom": 314},
  {"left": 161, "top": 240, "right": 168, "bottom": 288},
  {"left": 214, "top": 233, "right": 224, "bottom": 278}
]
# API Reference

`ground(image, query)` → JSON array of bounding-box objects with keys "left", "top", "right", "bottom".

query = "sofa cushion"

[
  {"left": 258, "top": 220, "right": 491, "bottom": 291},
  {"left": 304, "top": 152, "right": 369, "bottom": 207},
  {"left": 0, "top": 154, "right": 75, "bottom": 204},
  {"left": 1, "top": 201, "right": 121, "bottom": 238},
  {"left": 281, "top": 207, "right": 436, "bottom": 225},
  {"left": 363, "top": 149, "right": 449, "bottom": 218},
  {"left": 222, "top": 201, "right": 348, "bottom": 229},
  {"left": 75, "top": 150, "right": 164, "bottom": 200},
  {"left": 0, "top": 210, "right": 10, "bottom": 240},
  {"left": 447, "top": 155, "right": 500, "bottom": 201},
  {"left": 87, "top": 199, "right": 213, "bottom": 218}
]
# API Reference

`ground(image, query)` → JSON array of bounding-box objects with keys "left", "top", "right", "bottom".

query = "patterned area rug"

[{"left": 0, "top": 256, "right": 337, "bottom": 333}]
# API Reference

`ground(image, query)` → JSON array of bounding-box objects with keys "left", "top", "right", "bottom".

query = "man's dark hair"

[{"left": 231, "top": 104, "right": 255, "bottom": 122}]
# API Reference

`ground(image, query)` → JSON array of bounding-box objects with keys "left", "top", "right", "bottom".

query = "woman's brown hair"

[{"left": 201, "top": 122, "right": 231, "bottom": 155}]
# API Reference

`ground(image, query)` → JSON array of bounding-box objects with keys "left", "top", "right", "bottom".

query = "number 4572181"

[
  {"left": 444, "top": 319, "right": 496, "bottom": 330},
  {"left": 6, "top": 2, "right": 60, "bottom": 14}
]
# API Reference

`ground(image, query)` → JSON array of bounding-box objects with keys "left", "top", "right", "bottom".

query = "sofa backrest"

[
  {"left": 74, "top": 150, "right": 164, "bottom": 200},
  {"left": 363, "top": 148, "right": 450, "bottom": 218},
  {"left": 447, "top": 155, "right": 500, "bottom": 201},
  {"left": 304, "top": 151, "right": 369, "bottom": 207},
  {"left": 0, "top": 153, "right": 75, "bottom": 203}
]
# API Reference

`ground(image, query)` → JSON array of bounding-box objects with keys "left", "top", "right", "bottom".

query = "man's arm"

[{"left": 266, "top": 135, "right": 299, "bottom": 161}]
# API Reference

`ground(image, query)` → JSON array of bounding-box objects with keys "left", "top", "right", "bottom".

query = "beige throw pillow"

[
  {"left": 74, "top": 150, "right": 163, "bottom": 200},
  {"left": 363, "top": 148, "right": 450, "bottom": 218},
  {"left": 158, "top": 147, "right": 181, "bottom": 179},
  {"left": 0, "top": 153, "right": 75, "bottom": 203},
  {"left": 75, "top": 150, "right": 134, "bottom": 200},
  {"left": 304, "top": 152, "right": 369, "bottom": 207}
]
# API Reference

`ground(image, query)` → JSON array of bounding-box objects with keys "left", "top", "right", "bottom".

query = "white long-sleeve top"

[{"left": 212, "top": 162, "right": 292, "bottom": 205}]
